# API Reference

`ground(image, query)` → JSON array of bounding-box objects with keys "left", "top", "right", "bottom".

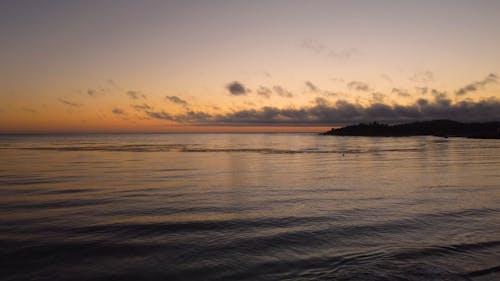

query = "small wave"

[
  {"left": 0, "top": 178, "right": 66, "bottom": 186},
  {"left": 424, "top": 207, "right": 500, "bottom": 219},
  {"left": 41, "top": 188, "right": 97, "bottom": 195},
  {"left": 391, "top": 240, "right": 500, "bottom": 260},
  {"left": 0, "top": 198, "right": 113, "bottom": 211},
  {"left": 464, "top": 264, "right": 500, "bottom": 277},
  {"left": 70, "top": 215, "right": 332, "bottom": 235}
]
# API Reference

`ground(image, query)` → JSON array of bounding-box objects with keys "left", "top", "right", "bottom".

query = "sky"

[{"left": 1, "top": 0, "right": 500, "bottom": 132}]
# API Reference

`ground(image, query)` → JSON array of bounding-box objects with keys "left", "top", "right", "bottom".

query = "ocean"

[{"left": 0, "top": 133, "right": 499, "bottom": 281}]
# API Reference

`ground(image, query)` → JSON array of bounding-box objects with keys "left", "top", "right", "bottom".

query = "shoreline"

[{"left": 321, "top": 120, "right": 500, "bottom": 139}]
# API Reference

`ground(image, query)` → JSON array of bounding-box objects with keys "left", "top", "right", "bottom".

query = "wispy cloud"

[
  {"left": 112, "top": 108, "right": 127, "bottom": 115},
  {"left": 301, "top": 39, "right": 357, "bottom": 60},
  {"left": 392, "top": 88, "right": 411, "bottom": 97},
  {"left": 256, "top": 86, "right": 272, "bottom": 98},
  {"left": 305, "top": 81, "right": 340, "bottom": 97},
  {"left": 87, "top": 89, "right": 100, "bottom": 97},
  {"left": 107, "top": 78, "right": 119, "bottom": 88},
  {"left": 455, "top": 73, "right": 498, "bottom": 96},
  {"left": 409, "top": 71, "right": 434, "bottom": 84},
  {"left": 381, "top": 74, "right": 393, "bottom": 83},
  {"left": 58, "top": 98, "right": 82, "bottom": 107},
  {"left": 126, "top": 90, "right": 147, "bottom": 100},
  {"left": 415, "top": 87, "right": 429, "bottom": 95},
  {"left": 305, "top": 81, "right": 319, "bottom": 92},
  {"left": 331, "top": 77, "right": 345, "bottom": 83},
  {"left": 132, "top": 103, "right": 152, "bottom": 111},
  {"left": 272, "top": 86, "right": 293, "bottom": 98},
  {"left": 226, "top": 81, "right": 250, "bottom": 96},
  {"left": 165, "top": 95, "right": 188, "bottom": 106},
  {"left": 83, "top": 79, "right": 120, "bottom": 98},
  {"left": 371, "top": 92, "right": 386, "bottom": 103},
  {"left": 143, "top": 110, "right": 213, "bottom": 124},
  {"left": 347, "top": 81, "right": 370, "bottom": 92},
  {"left": 322, "top": 91, "right": 340, "bottom": 97}
]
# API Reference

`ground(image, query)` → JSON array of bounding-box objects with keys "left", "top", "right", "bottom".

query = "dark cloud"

[
  {"left": 226, "top": 81, "right": 250, "bottom": 96},
  {"left": 392, "top": 88, "right": 411, "bottom": 97},
  {"left": 139, "top": 96, "right": 500, "bottom": 125},
  {"left": 273, "top": 86, "right": 293, "bottom": 98},
  {"left": 456, "top": 84, "right": 478, "bottom": 96},
  {"left": 126, "top": 90, "right": 147, "bottom": 100},
  {"left": 112, "top": 108, "right": 127, "bottom": 115},
  {"left": 455, "top": 73, "right": 498, "bottom": 96},
  {"left": 409, "top": 71, "right": 434, "bottom": 83},
  {"left": 305, "top": 81, "right": 319, "bottom": 92},
  {"left": 256, "top": 86, "right": 272, "bottom": 98},
  {"left": 301, "top": 39, "right": 357, "bottom": 60},
  {"left": 165, "top": 95, "right": 188, "bottom": 106},
  {"left": 58, "top": 98, "right": 82, "bottom": 107},
  {"left": 347, "top": 81, "right": 370, "bottom": 92}
]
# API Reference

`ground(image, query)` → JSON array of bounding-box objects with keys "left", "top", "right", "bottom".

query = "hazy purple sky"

[{"left": 1, "top": 0, "right": 500, "bottom": 131}]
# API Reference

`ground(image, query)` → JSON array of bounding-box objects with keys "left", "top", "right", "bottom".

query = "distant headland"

[{"left": 321, "top": 120, "right": 500, "bottom": 139}]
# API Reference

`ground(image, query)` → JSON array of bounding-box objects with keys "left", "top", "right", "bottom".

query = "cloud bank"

[{"left": 138, "top": 96, "right": 500, "bottom": 126}]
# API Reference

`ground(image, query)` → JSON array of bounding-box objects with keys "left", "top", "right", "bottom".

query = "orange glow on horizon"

[{"left": 0, "top": 122, "right": 334, "bottom": 134}]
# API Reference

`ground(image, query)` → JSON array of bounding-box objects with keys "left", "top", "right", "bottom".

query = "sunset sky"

[{"left": 1, "top": 0, "right": 500, "bottom": 132}]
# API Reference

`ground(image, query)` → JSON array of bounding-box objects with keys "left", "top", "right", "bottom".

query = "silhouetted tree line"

[{"left": 322, "top": 120, "right": 500, "bottom": 139}]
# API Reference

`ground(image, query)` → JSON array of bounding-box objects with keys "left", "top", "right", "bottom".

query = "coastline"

[{"left": 321, "top": 120, "right": 500, "bottom": 139}]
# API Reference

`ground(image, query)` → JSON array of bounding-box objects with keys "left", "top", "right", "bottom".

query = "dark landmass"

[{"left": 322, "top": 120, "right": 500, "bottom": 139}]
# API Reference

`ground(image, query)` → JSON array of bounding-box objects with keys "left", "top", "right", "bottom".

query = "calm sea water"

[{"left": 1, "top": 133, "right": 499, "bottom": 281}]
